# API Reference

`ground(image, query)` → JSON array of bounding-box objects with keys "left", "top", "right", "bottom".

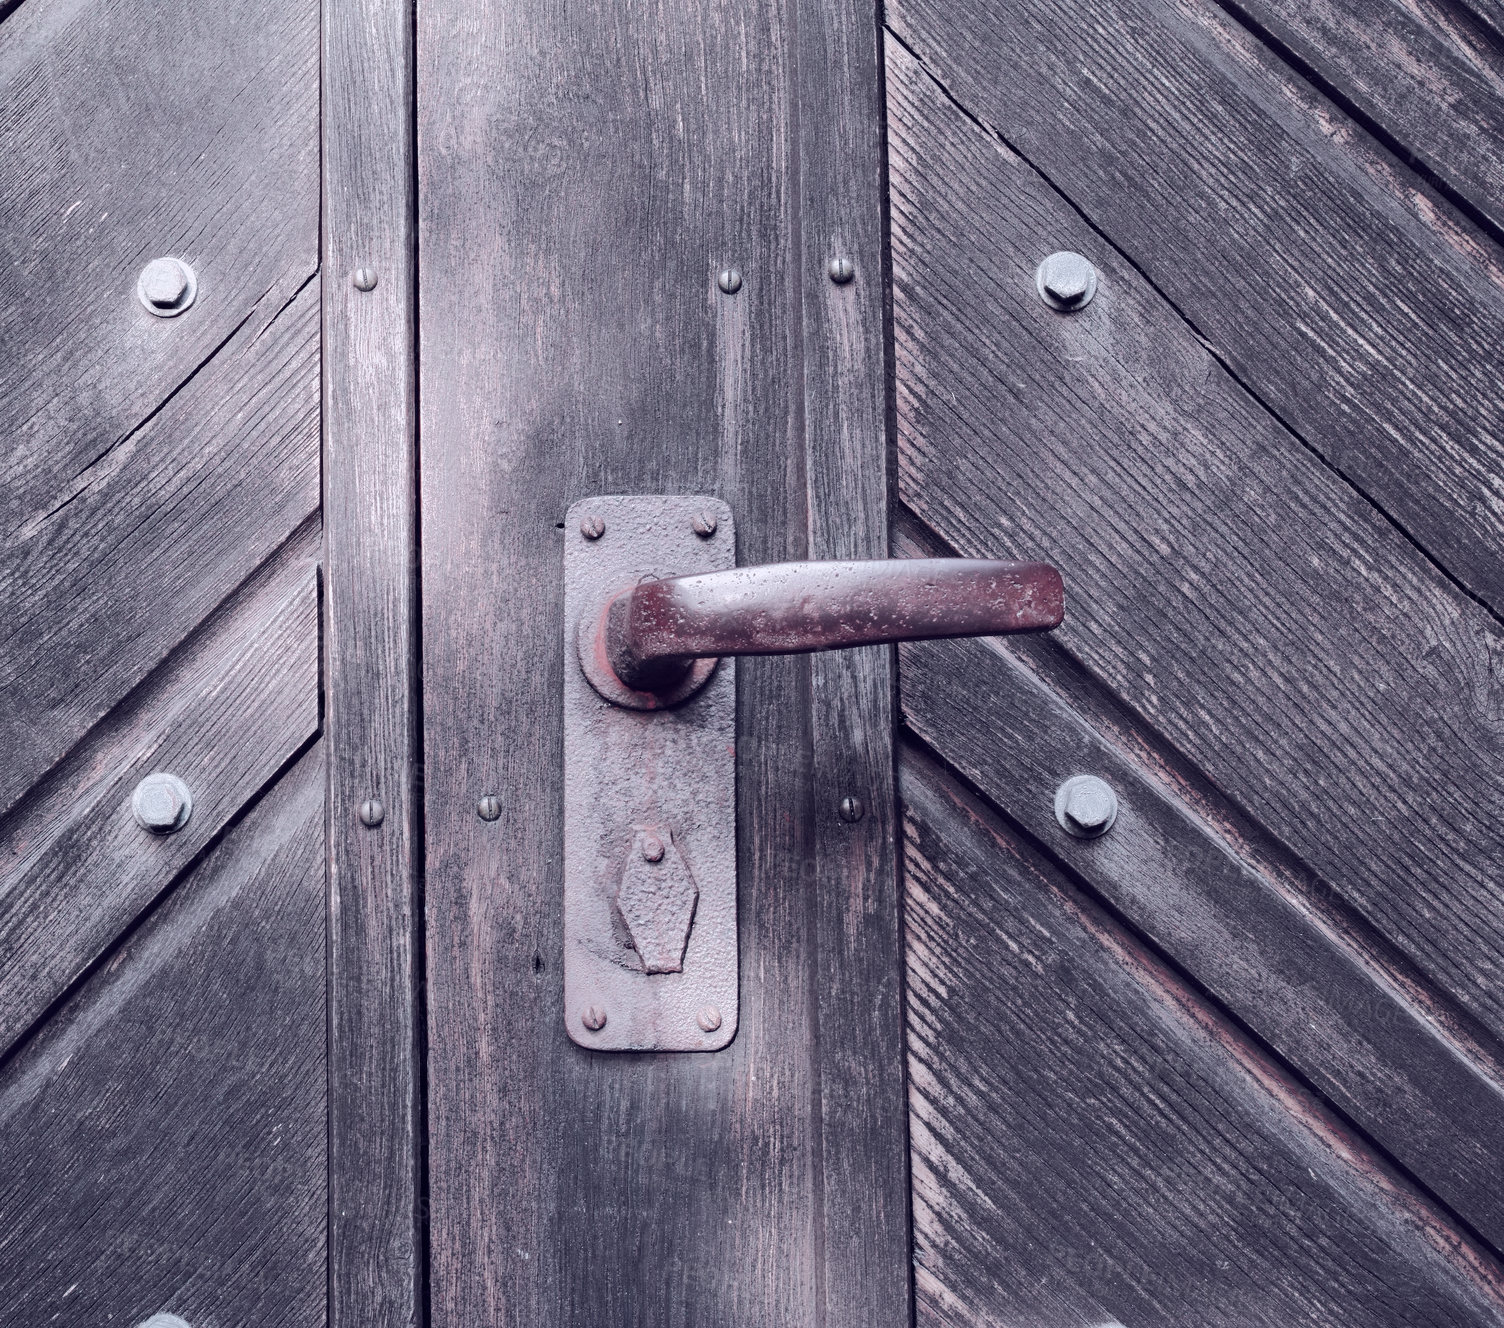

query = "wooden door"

[{"left": 885, "top": 2, "right": 1504, "bottom": 1325}]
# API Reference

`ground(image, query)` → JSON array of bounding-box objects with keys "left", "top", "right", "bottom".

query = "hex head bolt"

[
  {"left": 132, "top": 772, "right": 193, "bottom": 834},
  {"left": 137, "top": 257, "right": 197, "bottom": 317},
  {"left": 1054, "top": 774, "right": 1118, "bottom": 838},
  {"left": 1035, "top": 251, "right": 1097, "bottom": 312}
]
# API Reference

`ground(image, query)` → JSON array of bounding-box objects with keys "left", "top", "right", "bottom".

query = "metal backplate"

[{"left": 563, "top": 494, "right": 736, "bottom": 1050}]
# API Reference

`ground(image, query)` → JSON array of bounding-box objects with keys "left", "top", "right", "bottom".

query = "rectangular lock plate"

[{"left": 562, "top": 494, "right": 736, "bottom": 1050}]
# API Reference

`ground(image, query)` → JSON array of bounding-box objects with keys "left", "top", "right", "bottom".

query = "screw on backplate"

[
  {"left": 641, "top": 833, "right": 666, "bottom": 863},
  {"left": 580, "top": 513, "right": 606, "bottom": 540},
  {"left": 131, "top": 772, "right": 193, "bottom": 834},
  {"left": 828, "top": 256, "right": 855, "bottom": 285},
  {"left": 838, "top": 795, "right": 865, "bottom": 823},
  {"left": 697, "top": 1006, "right": 723, "bottom": 1033},
  {"left": 582, "top": 1005, "right": 607, "bottom": 1031},
  {"left": 717, "top": 268, "right": 742, "bottom": 294},
  {"left": 692, "top": 510, "right": 718, "bottom": 538},
  {"left": 477, "top": 795, "right": 502, "bottom": 821},
  {"left": 359, "top": 798, "right": 385, "bottom": 828},
  {"left": 352, "top": 266, "right": 379, "bottom": 291},
  {"left": 137, "top": 257, "right": 197, "bottom": 317},
  {"left": 1035, "top": 251, "right": 1097, "bottom": 311},
  {"left": 1054, "top": 775, "right": 1118, "bottom": 838}
]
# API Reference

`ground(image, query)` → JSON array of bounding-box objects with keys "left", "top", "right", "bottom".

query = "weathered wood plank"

[
  {"left": 0, "top": 275, "right": 321, "bottom": 819},
  {"left": 418, "top": 0, "right": 906, "bottom": 1323},
  {"left": 1222, "top": 0, "right": 1504, "bottom": 236},
  {"left": 796, "top": 0, "right": 914, "bottom": 1316},
  {"left": 903, "top": 621, "right": 1504, "bottom": 1252},
  {"left": 886, "top": 35, "right": 1504, "bottom": 1056},
  {"left": 0, "top": 0, "right": 317, "bottom": 525},
  {"left": 900, "top": 745, "right": 1504, "bottom": 1328},
  {"left": 322, "top": 0, "right": 420, "bottom": 1324},
  {"left": 0, "top": 746, "right": 325, "bottom": 1328},
  {"left": 885, "top": 0, "right": 1504, "bottom": 614},
  {"left": 0, "top": 534, "right": 319, "bottom": 1056}
]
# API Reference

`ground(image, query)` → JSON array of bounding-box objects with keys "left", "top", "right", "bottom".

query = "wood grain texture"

[
  {"left": 0, "top": 0, "right": 319, "bottom": 814},
  {"left": 903, "top": 625, "right": 1504, "bottom": 1253},
  {"left": 900, "top": 745, "right": 1504, "bottom": 1328},
  {"left": 886, "top": 37, "right": 1504, "bottom": 1055},
  {"left": 417, "top": 0, "right": 906, "bottom": 1322},
  {"left": 885, "top": 0, "right": 1504, "bottom": 615},
  {"left": 322, "top": 0, "right": 420, "bottom": 1324},
  {"left": 0, "top": 746, "right": 326, "bottom": 1328},
  {"left": 0, "top": 536, "right": 319, "bottom": 1056},
  {"left": 1222, "top": 0, "right": 1504, "bottom": 235},
  {"left": 0, "top": 273, "right": 321, "bottom": 821}
]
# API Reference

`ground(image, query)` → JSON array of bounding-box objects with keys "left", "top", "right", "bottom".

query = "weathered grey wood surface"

[
  {"left": 901, "top": 748, "right": 1504, "bottom": 1328},
  {"left": 417, "top": 0, "right": 908, "bottom": 1322},
  {"left": 886, "top": 0, "right": 1504, "bottom": 617},
  {"left": 323, "top": 0, "right": 420, "bottom": 1324},
  {"left": 0, "top": 747, "right": 326, "bottom": 1328},
  {"left": 887, "top": 33, "right": 1504, "bottom": 1054}
]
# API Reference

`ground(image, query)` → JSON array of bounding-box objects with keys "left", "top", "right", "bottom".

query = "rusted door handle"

[
  {"left": 583, "top": 558, "right": 1065, "bottom": 704},
  {"left": 563, "top": 495, "right": 1066, "bottom": 1051}
]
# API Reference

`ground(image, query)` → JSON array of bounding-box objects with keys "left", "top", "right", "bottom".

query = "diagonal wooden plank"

[
  {"left": 886, "top": 34, "right": 1504, "bottom": 1055},
  {"left": 0, "top": 744, "right": 325, "bottom": 1328},
  {"left": 0, "top": 275, "right": 320, "bottom": 820},
  {"left": 885, "top": 0, "right": 1504, "bottom": 615},
  {"left": 1218, "top": 0, "right": 1504, "bottom": 236},
  {"left": 0, "top": 532, "right": 319, "bottom": 1057},
  {"left": 901, "top": 744, "right": 1504, "bottom": 1328},
  {"left": 903, "top": 624, "right": 1504, "bottom": 1253},
  {"left": 0, "top": 0, "right": 318, "bottom": 533}
]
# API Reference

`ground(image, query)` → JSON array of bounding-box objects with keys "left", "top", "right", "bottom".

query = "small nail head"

[
  {"left": 137, "top": 257, "right": 197, "bottom": 317},
  {"left": 580, "top": 514, "right": 606, "bottom": 540},
  {"left": 697, "top": 1005, "right": 723, "bottom": 1033},
  {"left": 359, "top": 798, "right": 385, "bottom": 828},
  {"left": 1036, "top": 251, "right": 1098, "bottom": 311},
  {"left": 641, "top": 833, "right": 665, "bottom": 863},
  {"left": 1054, "top": 775, "right": 1118, "bottom": 838},
  {"left": 717, "top": 267, "right": 742, "bottom": 294},
  {"left": 353, "top": 267, "right": 379, "bottom": 291},
  {"left": 691, "top": 510, "right": 718, "bottom": 538},
  {"left": 582, "top": 1005, "right": 607, "bottom": 1031},
  {"left": 132, "top": 772, "right": 193, "bottom": 834},
  {"left": 838, "top": 795, "right": 865, "bottom": 823},
  {"left": 477, "top": 795, "right": 502, "bottom": 821},
  {"left": 828, "top": 257, "right": 855, "bottom": 285}
]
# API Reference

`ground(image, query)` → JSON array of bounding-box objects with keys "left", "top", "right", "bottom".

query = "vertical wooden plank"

[
  {"left": 323, "top": 0, "right": 420, "bottom": 1325},
  {"left": 418, "top": 0, "right": 907, "bottom": 1324},
  {"left": 797, "top": 0, "right": 915, "bottom": 1319}
]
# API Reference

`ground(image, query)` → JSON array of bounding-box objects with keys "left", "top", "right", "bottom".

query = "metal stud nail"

[
  {"left": 137, "top": 257, "right": 197, "bottom": 317},
  {"left": 838, "top": 795, "right": 865, "bottom": 823},
  {"left": 828, "top": 256, "right": 855, "bottom": 285},
  {"left": 1035, "top": 251, "right": 1097, "bottom": 311},
  {"left": 477, "top": 795, "right": 502, "bottom": 821},
  {"left": 582, "top": 1005, "right": 608, "bottom": 1031},
  {"left": 697, "top": 1005, "right": 723, "bottom": 1033},
  {"left": 352, "top": 267, "right": 379, "bottom": 291},
  {"left": 132, "top": 772, "right": 193, "bottom": 834},
  {"left": 580, "top": 513, "right": 606, "bottom": 540},
  {"left": 1054, "top": 774, "right": 1118, "bottom": 838},
  {"left": 691, "top": 510, "right": 718, "bottom": 538},
  {"left": 359, "top": 798, "right": 385, "bottom": 828},
  {"left": 641, "top": 832, "right": 665, "bottom": 863},
  {"left": 717, "top": 268, "right": 742, "bottom": 294}
]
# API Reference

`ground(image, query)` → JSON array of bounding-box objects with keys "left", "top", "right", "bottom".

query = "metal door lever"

[
  {"left": 588, "top": 558, "right": 1064, "bottom": 701},
  {"left": 563, "top": 496, "right": 1065, "bottom": 1051}
]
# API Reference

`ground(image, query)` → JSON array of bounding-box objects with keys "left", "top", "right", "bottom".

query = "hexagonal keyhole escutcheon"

[{"left": 616, "top": 827, "right": 699, "bottom": 974}]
